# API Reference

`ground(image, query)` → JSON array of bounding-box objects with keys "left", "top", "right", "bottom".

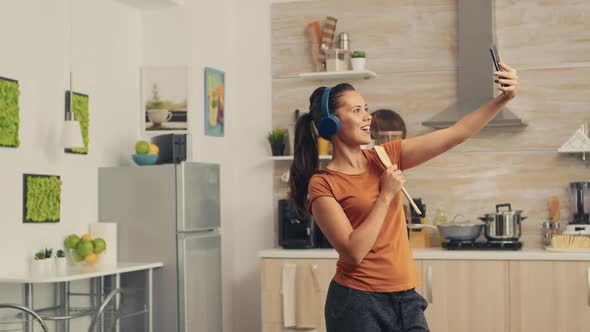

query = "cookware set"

[{"left": 407, "top": 203, "right": 526, "bottom": 244}]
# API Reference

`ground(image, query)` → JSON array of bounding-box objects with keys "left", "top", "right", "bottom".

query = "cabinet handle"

[
  {"left": 427, "top": 266, "right": 433, "bottom": 304},
  {"left": 587, "top": 267, "right": 590, "bottom": 307},
  {"left": 310, "top": 264, "right": 321, "bottom": 292}
]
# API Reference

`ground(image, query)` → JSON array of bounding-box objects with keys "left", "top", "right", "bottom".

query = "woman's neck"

[{"left": 327, "top": 143, "right": 367, "bottom": 173}]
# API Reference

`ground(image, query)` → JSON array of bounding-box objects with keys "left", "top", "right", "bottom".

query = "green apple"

[
  {"left": 93, "top": 238, "right": 107, "bottom": 254},
  {"left": 64, "top": 234, "right": 80, "bottom": 249},
  {"left": 76, "top": 240, "right": 94, "bottom": 257},
  {"left": 135, "top": 141, "right": 149, "bottom": 154}
]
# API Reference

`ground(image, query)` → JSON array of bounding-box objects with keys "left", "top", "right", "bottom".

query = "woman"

[{"left": 289, "top": 62, "right": 518, "bottom": 331}]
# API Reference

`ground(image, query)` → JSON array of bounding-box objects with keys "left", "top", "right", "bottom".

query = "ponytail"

[
  {"left": 289, "top": 112, "right": 318, "bottom": 219},
  {"left": 288, "top": 83, "right": 356, "bottom": 219}
]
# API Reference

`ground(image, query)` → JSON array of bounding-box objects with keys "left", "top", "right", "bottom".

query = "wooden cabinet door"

[
  {"left": 260, "top": 258, "right": 337, "bottom": 332},
  {"left": 510, "top": 261, "right": 590, "bottom": 332},
  {"left": 414, "top": 259, "right": 424, "bottom": 295},
  {"left": 422, "top": 260, "right": 509, "bottom": 332}
]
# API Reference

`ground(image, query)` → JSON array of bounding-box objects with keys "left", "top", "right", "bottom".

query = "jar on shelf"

[
  {"left": 374, "top": 131, "right": 403, "bottom": 145},
  {"left": 325, "top": 48, "right": 349, "bottom": 72}
]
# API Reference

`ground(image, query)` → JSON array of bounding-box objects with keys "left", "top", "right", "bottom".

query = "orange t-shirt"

[{"left": 308, "top": 139, "right": 420, "bottom": 292}]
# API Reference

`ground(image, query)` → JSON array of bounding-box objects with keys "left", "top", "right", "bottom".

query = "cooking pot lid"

[{"left": 484, "top": 210, "right": 524, "bottom": 216}]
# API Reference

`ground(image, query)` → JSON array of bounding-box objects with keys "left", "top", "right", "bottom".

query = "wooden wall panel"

[{"left": 271, "top": 0, "right": 590, "bottom": 245}]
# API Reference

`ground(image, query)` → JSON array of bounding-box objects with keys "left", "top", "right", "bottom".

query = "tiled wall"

[{"left": 270, "top": 0, "right": 590, "bottom": 241}]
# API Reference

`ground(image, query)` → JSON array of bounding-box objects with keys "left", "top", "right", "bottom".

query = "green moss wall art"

[
  {"left": 0, "top": 76, "right": 21, "bottom": 148},
  {"left": 23, "top": 174, "right": 62, "bottom": 223},
  {"left": 64, "top": 91, "right": 89, "bottom": 154}
]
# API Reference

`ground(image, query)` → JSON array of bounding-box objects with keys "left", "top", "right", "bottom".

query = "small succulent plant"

[
  {"left": 351, "top": 50, "right": 366, "bottom": 58},
  {"left": 34, "top": 248, "right": 53, "bottom": 260},
  {"left": 267, "top": 129, "right": 287, "bottom": 145},
  {"left": 56, "top": 249, "right": 65, "bottom": 258}
]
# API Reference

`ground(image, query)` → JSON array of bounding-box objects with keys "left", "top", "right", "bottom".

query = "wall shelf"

[
  {"left": 116, "top": 0, "right": 183, "bottom": 10},
  {"left": 268, "top": 155, "right": 332, "bottom": 161},
  {"left": 298, "top": 70, "right": 376, "bottom": 81}
]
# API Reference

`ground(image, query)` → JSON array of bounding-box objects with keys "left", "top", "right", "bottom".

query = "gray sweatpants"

[{"left": 325, "top": 280, "right": 430, "bottom": 332}]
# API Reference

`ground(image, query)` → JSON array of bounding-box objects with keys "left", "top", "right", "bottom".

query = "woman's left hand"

[{"left": 495, "top": 62, "right": 518, "bottom": 99}]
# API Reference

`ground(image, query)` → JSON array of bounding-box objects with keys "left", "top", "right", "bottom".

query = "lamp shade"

[{"left": 62, "top": 118, "right": 84, "bottom": 149}]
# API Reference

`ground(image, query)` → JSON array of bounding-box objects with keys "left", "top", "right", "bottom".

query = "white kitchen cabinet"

[
  {"left": 509, "top": 261, "right": 590, "bottom": 332},
  {"left": 417, "top": 260, "right": 510, "bottom": 332}
]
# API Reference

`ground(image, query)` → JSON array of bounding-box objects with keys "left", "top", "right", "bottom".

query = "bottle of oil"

[
  {"left": 433, "top": 207, "right": 448, "bottom": 225},
  {"left": 431, "top": 207, "right": 448, "bottom": 247}
]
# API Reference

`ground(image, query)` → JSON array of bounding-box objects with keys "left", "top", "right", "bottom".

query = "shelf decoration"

[
  {"left": 558, "top": 123, "right": 590, "bottom": 160},
  {"left": 204, "top": 67, "right": 225, "bottom": 137},
  {"left": 142, "top": 66, "right": 188, "bottom": 133},
  {"left": 0, "top": 76, "right": 21, "bottom": 148},
  {"left": 64, "top": 91, "right": 89, "bottom": 154},
  {"left": 23, "top": 174, "right": 62, "bottom": 223}
]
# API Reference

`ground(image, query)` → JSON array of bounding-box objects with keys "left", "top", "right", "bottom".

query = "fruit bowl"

[
  {"left": 132, "top": 153, "right": 158, "bottom": 166},
  {"left": 66, "top": 248, "right": 102, "bottom": 266},
  {"left": 64, "top": 234, "right": 107, "bottom": 266}
]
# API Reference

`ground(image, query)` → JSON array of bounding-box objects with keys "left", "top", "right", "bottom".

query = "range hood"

[{"left": 422, "top": 0, "right": 527, "bottom": 129}]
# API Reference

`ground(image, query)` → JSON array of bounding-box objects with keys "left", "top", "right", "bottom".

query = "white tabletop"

[
  {"left": 0, "top": 262, "right": 163, "bottom": 284},
  {"left": 259, "top": 248, "right": 590, "bottom": 261}
]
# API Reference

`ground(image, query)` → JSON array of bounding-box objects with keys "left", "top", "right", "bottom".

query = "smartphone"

[
  {"left": 489, "top": 46, "right": 501, "bottom": 71},
  {"left": 489, "top": 46, "right": 507, "bottom": 88}
]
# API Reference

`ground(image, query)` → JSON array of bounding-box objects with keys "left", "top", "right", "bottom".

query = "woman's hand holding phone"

[{"left": 490, "top": 47, "right": 518, "bottom": 98}]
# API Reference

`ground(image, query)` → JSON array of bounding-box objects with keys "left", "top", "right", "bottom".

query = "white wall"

[
  {"left": 141, "top": 1, "right": 273, "bottom": 331},
  {"left": 0, "top": 0, "right": 273, "bottom": 330},
  {"left": 0, "top": 0, "right": 141, "bottom": 275},
  {"left": 0, "top": 0, "right": 141, "bottom": 329}
]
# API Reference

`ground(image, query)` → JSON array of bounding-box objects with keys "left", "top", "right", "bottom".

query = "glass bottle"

[{"left": 433, "top": 207, "right": 448, "bottom": 225}]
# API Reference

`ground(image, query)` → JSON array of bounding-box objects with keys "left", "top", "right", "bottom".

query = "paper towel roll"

[{"left": 89, "top": 223, "right": 117, "bottom": 266}]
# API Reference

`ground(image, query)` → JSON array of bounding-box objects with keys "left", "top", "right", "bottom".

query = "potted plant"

[
  {"left": 267, "top": 129, "right": 287, "bottom": 156},
  {"left": 350, "top": 50, "right": 367, "bottom": 71},
  {"left": 31, "top": 248, "right": 53, "bottom": 275},
  {"left": 55, "top": 249, "right": 67, "bottom": 274}
]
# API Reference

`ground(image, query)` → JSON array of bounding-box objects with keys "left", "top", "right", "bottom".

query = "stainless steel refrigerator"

[{"left": 98, "top": 162, "right": 222, "bottom": 332}]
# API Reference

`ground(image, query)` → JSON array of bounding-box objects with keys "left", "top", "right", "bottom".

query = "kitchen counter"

[
  {"left": 0, "top": 261, "right": 163, "bottom": 283},
  {"left": 259, "top": 248, "right": 590, "bottom": 261}
]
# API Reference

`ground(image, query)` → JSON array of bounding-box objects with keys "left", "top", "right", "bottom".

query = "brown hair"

[{"left": 288, "top": 83, "right": 355, "bottom": 218}]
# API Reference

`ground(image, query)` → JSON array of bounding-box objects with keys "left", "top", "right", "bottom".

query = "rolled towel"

[{"left": 281, "top": 263, "right": 297, "bottom": 328}]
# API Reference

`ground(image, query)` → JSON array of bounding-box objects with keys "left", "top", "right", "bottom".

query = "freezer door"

[
  {"left": 177, "top": 230, "right": 222, "bottom": 332},
  {"left": 176, "top": 162, "right": 221, "bottom": 231}
]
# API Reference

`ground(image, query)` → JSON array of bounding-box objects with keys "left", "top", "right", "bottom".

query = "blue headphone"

[{"left": 317, "top": 87, "right": 341, "bottom": 139}]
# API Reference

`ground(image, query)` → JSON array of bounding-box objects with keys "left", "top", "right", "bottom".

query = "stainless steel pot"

[
  {"left": 479, "top": 203, "right": 527, "bottom": 241},
  {"left": 407, "top": 221, "right": 485, "bottom": 242}
]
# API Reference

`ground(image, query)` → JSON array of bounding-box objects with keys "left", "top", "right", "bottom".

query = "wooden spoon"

[
  {"left": 374, "top": 145, "right": 422, "bottom": 215},
  {"left": 549, "top": 196, "right": 560, "bottom": 222}
]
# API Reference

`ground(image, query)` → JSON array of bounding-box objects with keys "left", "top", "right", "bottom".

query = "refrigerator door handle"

[{"left": 177, "top": 229, "right": 221, "bottom": 240}]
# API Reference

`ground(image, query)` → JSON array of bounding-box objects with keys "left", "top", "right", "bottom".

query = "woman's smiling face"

[{"left": 332, "top": 90, "right": 373, "bottom": 146}]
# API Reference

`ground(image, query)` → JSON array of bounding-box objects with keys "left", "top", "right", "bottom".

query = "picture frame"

[
  {"left": 204, "top": 67, "right": 225, "bottom": 137},
  {"left": 0, "top": 76, "right": 20, "bottom": 148},
  {"left": 23, "top": 174, "right": 62, "bottom": 223},
  {"left": 141, "top": 66, "right": 188, "bottom": 133}
]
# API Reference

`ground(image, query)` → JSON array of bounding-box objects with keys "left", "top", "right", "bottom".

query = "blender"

[{"left": 564, "top": 182, "right": 590, "bottom": 235}]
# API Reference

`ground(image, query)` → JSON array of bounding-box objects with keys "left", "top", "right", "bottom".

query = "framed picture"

[
  {"left": 0, "top": 76, "right": 20, "bottom": 148},
  {"left": 23, "top": 174, "right": 62, "bottom": 223},
  {"left": 204, "top": 67, "right": 224, "bottom": 137},
  {"left": 141, "top": 66, "right": 188, "bottom": 132}
]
